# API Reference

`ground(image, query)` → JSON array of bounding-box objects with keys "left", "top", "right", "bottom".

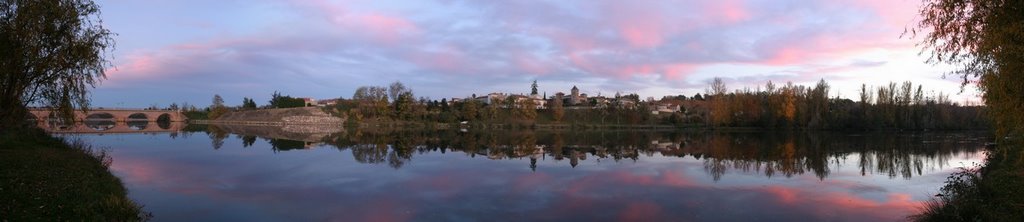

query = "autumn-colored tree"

[
  {"left": 516, "top": 99, "right": 537, "bottom": 120},
  {"left": 779, "top": 83, "right": 797, "bottom": 125},
  {"left": 353, "top": 86, "right": 389, "bottom": 119},
  {"left": 208, "top": 94, "right": 229, "bottom": 119},
  {"left": 707, "top": 78, "right": 731, "bottom": 126},
  {"left": 551, "top": 97, "right": 565, "bottom": 122},
  {"left": 460, "top": 100, "right": 480, "bottom": 121}
]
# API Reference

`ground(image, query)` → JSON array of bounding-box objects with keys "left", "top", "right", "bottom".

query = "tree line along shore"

[{"left": 186, "top": 79, "right": 988, "bottom": 131}]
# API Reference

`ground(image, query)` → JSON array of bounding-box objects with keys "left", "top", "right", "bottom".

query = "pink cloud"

[
  {"left": 106, "top": 53, "right": 160, "bottom": 80},
  {"left": 344, "top": 13, "right": 421, "bottom": 43},
  {"left": 288, "top": 0, "right": 421, "bottom": 44},
  {"left": 408, "top": 45, "right": 473, "bottom": 74},
  {"left": 711, "top": 0, "right": 751, "bottom": 23},
  {"left": 619, "top": 25, "right": 664, "bottom": 49}
]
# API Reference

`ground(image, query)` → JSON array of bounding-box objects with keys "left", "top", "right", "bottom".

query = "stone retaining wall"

[{"left": 203, "top": 107, "right": 345, "bottom": 125}]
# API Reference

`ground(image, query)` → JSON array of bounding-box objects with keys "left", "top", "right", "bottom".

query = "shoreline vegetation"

[
  {"left": 188, "top": 80, "right": 989, "bottom": 132},
  {"left": 905, "top": 0, "right": 1024, "bottom": 220},
  {"left": 910, "top": 141, "right": 1024, "bottom": 221},
  {"left": 0, "top": 128, "right": 149, "bottom": 221}
]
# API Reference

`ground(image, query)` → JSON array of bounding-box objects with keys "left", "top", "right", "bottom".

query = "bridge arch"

[
  {"left": 86, "top": 112, "right": 115, "bottom": 120},
  {"left": 127, "top": 113, "right": 150, "bottom": 121},
  {"left": 156, "top": 113, "right": 171, "bottom": 122},
  {"left": 84, "top": 121, "right": 115, "bottom": 131}
]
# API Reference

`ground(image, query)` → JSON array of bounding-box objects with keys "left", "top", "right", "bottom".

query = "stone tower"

[{"left": 570, "top": 86, "right": 580, "bottom": 105}]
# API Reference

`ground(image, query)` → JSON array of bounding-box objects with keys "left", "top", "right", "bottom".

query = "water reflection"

[
  {"left": 35, "top": 119, "right": 185, "bottom": 134},
  {"left": 84, "top": 120, "right": 115, "bottom": 131},
  {"left": 126, "top": 121, "right": 148, "bottom": 130},
  {"left": 89, "top": 125, "right": 987, "bottom": 221},
  {"left": 182, "top": 125, "right": 985, "bottom": 180}
]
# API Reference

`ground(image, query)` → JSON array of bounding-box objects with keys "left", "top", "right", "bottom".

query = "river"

[{"left": 55, "top": 124, "right": 987, "bottom": 221}]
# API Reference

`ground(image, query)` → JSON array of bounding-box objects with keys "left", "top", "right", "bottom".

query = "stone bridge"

[{"left": 28, "top": 108, "right": 187, "bottom": 123}]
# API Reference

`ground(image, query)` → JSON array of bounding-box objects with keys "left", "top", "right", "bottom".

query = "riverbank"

[
  {"left": 198, "top": 107, "right": 344, "bottom": 125},
  {"left": 0, "top": 128, "right": 148, "bottom": 221},
  {"left": 911, "top": 141, "right": 1024, "bottom": 221}
]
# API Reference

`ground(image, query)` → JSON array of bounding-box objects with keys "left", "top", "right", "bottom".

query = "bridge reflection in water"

[
  {"left": 38, "top": 120, "right": 186, "bottom": 134},
  {"left": 27, "top": 108, "right": 188, "bottom": 134}
]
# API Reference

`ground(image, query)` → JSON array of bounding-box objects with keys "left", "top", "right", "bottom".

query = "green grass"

[
  {"left": 910, "top": 141, "right": 1024, "bottom": 221},
  {"left": 0, "top": 128, "right": 149, "bottom": 221}
]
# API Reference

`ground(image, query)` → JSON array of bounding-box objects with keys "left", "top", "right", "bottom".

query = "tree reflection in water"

[{"left": 188, "top": 125, "right": 986, "bottom": 180}]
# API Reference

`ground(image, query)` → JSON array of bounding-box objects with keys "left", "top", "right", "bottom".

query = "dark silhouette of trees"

[
  {"left": 531, "top": 80, "right": 539, "bottom": 95},
  {"left": 0, "top": 0, "right": 114, "bottom": 128},
  {"left": 681, "top": 78, "right": 986, "bottom": 130},
  {"left": 241, "top": 97, "right": 257, "bottom": 110},
  {"left": 268, "top": 91, "right": 305, "bottom": 108}
]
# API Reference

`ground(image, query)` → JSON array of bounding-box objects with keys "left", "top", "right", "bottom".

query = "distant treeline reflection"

[{"left": 183, "top": 125, "right": 985, "bottom": 181}]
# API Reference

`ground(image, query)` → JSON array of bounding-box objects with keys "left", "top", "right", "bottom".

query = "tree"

[
  {"left": 709, "top": 77, "right": 728, "bottom": 96},
  {"left": 707, "top": 78, "right": 730, "bottom": 126},
  {"left": 269, "top": 91, "right": 305, "bottom": 108},
  {"left": 353, "top": 86, "right": 389, "bottom": 118},
  {"left": 460, "top": 100, "right": 480, "bottom": 121},
  {"left": 807, "top": 79, "right": 830, "bottom": 128},
  {"left": 388, "top": 81, "right": 409, "bottom": 103},
  {"left": 531, "top": 80, "right": 539, "bottom": 95},
  {"left": 0, "top": 0, "right": 114, "bottom": 128},
  {"left": 912, "top": 0, "right": 1024, "bottom": 137},
  {"left": 551, "top": 97, "right": 565, "bottom": 122},
  {"left": 241, "top": 97, "right": 257, "bottom": 110},
  {"left": 208, "top": 94, "right": 228, "bottom": 119},
  {"left": 394, "top": 91, "right": 414, "bottom": 120},
  {"left": 516, "top": 98, "right": 537, "bottom": 120}
]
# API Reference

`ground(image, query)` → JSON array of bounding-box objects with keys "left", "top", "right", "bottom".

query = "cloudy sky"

[{"left": 91, "top": 0, "right": 980, "bottom": 107}]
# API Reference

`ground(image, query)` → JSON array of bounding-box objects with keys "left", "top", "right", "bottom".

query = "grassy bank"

[
  {"left": 911, "top": 141, "right": 1024, "bottom": 221},
  {"left": 0, "top": 128, "right": 149, "bottom": 221}
]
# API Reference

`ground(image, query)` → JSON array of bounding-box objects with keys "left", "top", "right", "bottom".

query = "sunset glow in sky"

[{"left": 92, "top": 0, "right": 981, "bottom": 107}]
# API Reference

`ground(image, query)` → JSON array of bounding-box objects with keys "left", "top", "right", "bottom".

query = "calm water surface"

[{"left": 61, "top": 124, "right": 987, "bottom": 221}]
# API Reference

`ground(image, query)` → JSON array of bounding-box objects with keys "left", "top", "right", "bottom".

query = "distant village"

[{"left": 303, "top": 84, "right": 688, "bottom": 116}]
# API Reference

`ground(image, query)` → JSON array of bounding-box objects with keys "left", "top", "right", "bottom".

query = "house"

[
  {"left": 316, "top": 98, "right": 340, "bottom": 107},
  {"left": 648, "top": 99, "right": 684, "bottom": 114},
  {"left": 506, "top": 94, "right": 537, "bottom": 108},
  {"left": 475, "top": 92, "right": 507, "bottom": 105},
  {"left": 532, "top": 97, "right": 547, "bottom": 109},
  {"left": 589, "top": 96, "right": 610, "bottom": 108},
  {"left": 301, "top": 98, "right": 316, "bottom": 107}
]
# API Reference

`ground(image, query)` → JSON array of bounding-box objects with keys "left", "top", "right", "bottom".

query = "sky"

[{"left": 90, "top": 0, "right": 982, "bottom": 108}]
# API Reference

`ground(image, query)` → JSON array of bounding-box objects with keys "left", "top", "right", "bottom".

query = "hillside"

[{"left": 211, "top": 107, "right": 344, "bottom": 125}]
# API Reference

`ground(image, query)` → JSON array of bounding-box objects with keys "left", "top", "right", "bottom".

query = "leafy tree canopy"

[{"left": 0, "top": 0, "right": 114, "bottom": 128}]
